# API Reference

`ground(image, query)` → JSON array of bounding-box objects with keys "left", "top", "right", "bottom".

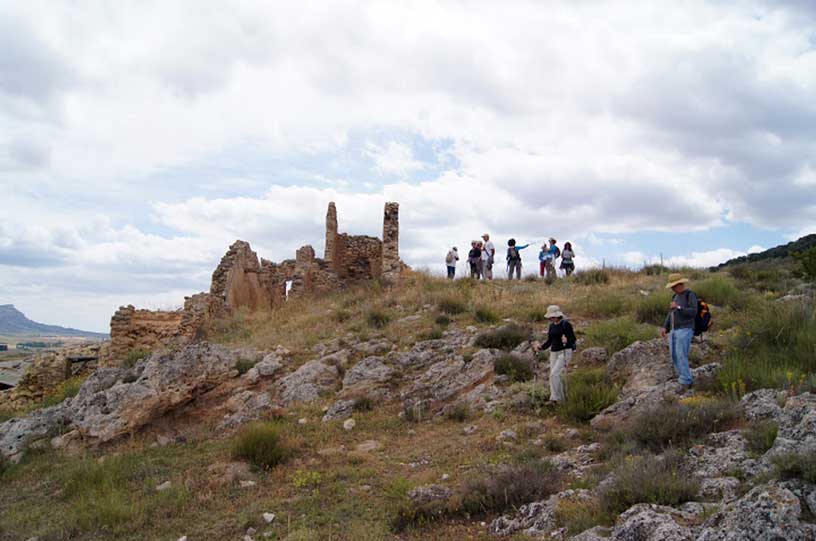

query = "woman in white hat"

[{"left": 538, "top": 305, "right": 576, "bottom": 403}]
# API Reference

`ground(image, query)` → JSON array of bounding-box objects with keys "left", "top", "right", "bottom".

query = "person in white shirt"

[
  {"left": 445, "top": 247, "right": 459, "bottom": 279},
  {"left": 481, "top": 233, "right": 495, "bottom": 280}
]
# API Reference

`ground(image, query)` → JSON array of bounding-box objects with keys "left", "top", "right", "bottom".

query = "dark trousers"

[
  {"left": 507, "top": 260, "right": 521, "bottom": 279},
  {"left": 447, "top": 266, "right": 456, "bottom": 279}
]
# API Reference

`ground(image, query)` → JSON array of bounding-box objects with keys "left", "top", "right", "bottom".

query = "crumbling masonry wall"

[{"left": 107, "top": 202, "right": 401, "bottom": 363}]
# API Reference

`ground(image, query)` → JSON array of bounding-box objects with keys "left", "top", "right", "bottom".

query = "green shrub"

[
  {"left": 423, "top": 327, "right": 444, "bottom": 340},
  {"left": 717, "top": 300, "right": 816, "bottom": 395},
  {"left": 528, "top": 307, "right": 549, "bottom": 322},
  {"left": 574, "top": 292, "right": 629, "bottom": 318},
  {"left": 574, "top": 269, "right": 610, "bottom": 285},
  {"left": 557, "top": 368, "right": 619, "bottom": 423},
  {"left": 474, "top": 306, "right": 500, "bottom": 324},
  {"left": 584, "top": 317, "right": 656, "bottom": 354},
  {"left": 694, "top": 276, "right": 747, "bottom": 310},
  {"left": 352, "top": 396, "right": 374, "bottom": 412},
  {"left": 455, "top": 461, "right": 562, "bottom": 516},
  {"left": 600, "top": 451, "right": 699, "bottom": 514},
  {"left": 434, "top": 314, "right": 451, "bottom": 326},
  {"left": 634, "top": 291, "right": 673, "bottom": 325},
  {"left": 231, "top": 422, "right": 290, "bottom": 469},
  {"left": 0, "top": 453, "right": 9, "bottom": 477},
  {"left": 366, "top": 309, "right": 391, "bottom": 329},
  {"left": 772, "top": 452, "right": 816, "bottom": 483},
  {"left": 444, "top": 402, "right": 470, "bottom": 422},
  {"left": 541, "top": 434, "right": 568, "bottom": 453},
  {"left": 292, "top": 469, "right": 322, "bottom": 489},
  {"left": 621, "top": 398, "right": 742, "bottom": 451},
  {"left": 494, "top": 354, "right": 535, "bottom": 382},
  {"left": 124, "top": 349, "right": 149, "bottom": 368},
  {"left": 437, "top": 296, "right": 468, "bottom": 315},
  {"left": 793, "top": 246, "right": 816, "bottom": 281},
  {"left": 391, "top": 462, "right": 562, "bottom": 532},
  {"left": 555, "top": 496, "right": 614, "bottom": 535},
  {"left": 40, "top": 376, "right": 85, "bottom": 408},
  {"left": 333, "top": 309, "right": 352, "bottom": 323},
  {"left": 743, "top": 420, "right": 778, "bottom": 456},
  {"left": 234, "top": 358, "right": 257, "bottom": 375},
  {"left": 474, "top": 324, "right": 530, "bottom": 350},
  {"left": 509, "top": 381, "right": 551, "bottom": 412}
]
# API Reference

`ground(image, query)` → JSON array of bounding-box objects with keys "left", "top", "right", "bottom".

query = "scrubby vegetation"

[
  {"left": 599, "top": 451, "right": 699, "bottom": 514},
  {"left": 743, "top": 420, "right": 778, "bottom": 456},
  {"left": 772, "top": 452, "right": 816, "bottom": 483},
  {"left": 493, "top": 354, "right": 534, "bottom": 382},
  {"left": 584, "top": 317, "right": 656, "bottom": 354},
  {"left": 474, "top": 324, "right": 530, "bottom": 350},
  {"left": 574, "top": 268, "right": 610, "bottom": 285},
  {"left": 124, "top": 348, "right": 150, "bottom": 368},
  {"left": 231, "top": 422, "right": 290, "bottom": 469},
  {"left": 473, "top": 306, "right": 500, "bottom": 323},
  {"left": 557, "top": 368, "right": 619, "bottom": 423},
  {"left": 717, "top": 299, "right": 816, "bottom": 394},
  {"left": 608, "top": 398, "right": 742, "bottom": 452}
]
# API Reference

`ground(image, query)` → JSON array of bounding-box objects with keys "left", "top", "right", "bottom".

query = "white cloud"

[{"left": 366, "top": 141, "right": 425, "bottom": 178}]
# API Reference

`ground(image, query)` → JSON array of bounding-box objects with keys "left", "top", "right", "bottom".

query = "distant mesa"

[{"left": 0, "top": 304, "right": 108, "bottom": 339}]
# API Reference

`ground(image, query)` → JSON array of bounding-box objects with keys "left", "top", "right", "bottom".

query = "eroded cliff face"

[{"left": 105, "top": 202, "right": 403, "bottom": 365}]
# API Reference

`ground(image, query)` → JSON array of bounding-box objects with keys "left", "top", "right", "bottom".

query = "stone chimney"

[
  {"left": 325, "top": 202, "right": 338, "bottom": 265},
  {"left": 381, "top": 202, "right": 400, "bottom": 283}
]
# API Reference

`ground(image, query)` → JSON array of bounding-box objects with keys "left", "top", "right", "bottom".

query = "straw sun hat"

[
  {"left": 544, "top": 305, "right": 564, "bottom": 318},
  {"left": 665, "top": 273, "right": 690, "bottom": 289}
]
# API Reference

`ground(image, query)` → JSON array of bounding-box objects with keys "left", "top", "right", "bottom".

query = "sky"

[{"left": 1, "top": 1, "right": 815, "bottom": 332}]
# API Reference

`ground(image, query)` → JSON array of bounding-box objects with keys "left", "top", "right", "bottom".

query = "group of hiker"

[
  {"left": 445, "top": 235, "right": 576, "bottom": 281},
  {"left": 519, "top": 272, "right": 706, "bottom": 404}
]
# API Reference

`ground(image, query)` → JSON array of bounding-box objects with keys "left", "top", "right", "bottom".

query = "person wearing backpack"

[
  {"left": 660, "top": 273, "right": 697, "bottom": 389},
  {"left": 445, "top": 247, "right": 459, "bottom": 279},
  {"left": 535, "top": 305, "right": 576, "bottom": 403},
  {"left": 506, "top": 238, "right": 530, "bottom": 280}
]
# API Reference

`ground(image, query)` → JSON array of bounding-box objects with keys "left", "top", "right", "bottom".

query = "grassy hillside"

[{"left": 1, "top": 264, "right": 814, "bottom": 540}]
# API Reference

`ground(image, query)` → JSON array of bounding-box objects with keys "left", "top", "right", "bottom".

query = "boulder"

[
  {"left": 68, "top": 343, "right": 239, "bottom": 443},
  {"left": 339, "top": 356, "right": 396, "bottom": 399},
  {"left": 609, "top": 504, "right": 696, "bottom": 541},
  {"left": 322, "top": 399, "right": 356, "bottom": 422},
  {"left": 408, "top": 484, "right": 452, "bottom": 505},
  {"left": 400, "top": 349, "right": 497, "bottom": 404},
  {"left": 607, "top": 339, "right": 674, "bottom": 392},
  {"left": 577, "top": 347, "right": 608, "bottom": 367},
  {"left": 689, "top": 430, "right": 761, "bottom": 479},
  {"left": 217, "top": 390, "right": 273, "bottom": 431},
  {"left": 591, "top": 363, "right": 719, "bottom": 430},
  {"left": 490, "top": 489, "right": 592, "bottom": 537},
  {"left": 698, "top": 484, "right": 816, "bottom": 540},
  {"left": 273, "top": 361, "right": 339, "bottom": 405},
  {"left": 0, "top": 404, "right": 69, "bottom": 462}
]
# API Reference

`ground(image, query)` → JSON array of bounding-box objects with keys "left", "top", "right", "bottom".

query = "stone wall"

[
  {"left": 106, "top": 201, "right": 403, "bottom": 363},
  {"left": 382, "top": 202, "right": 400, "bottom": 283},
  {"left": 108, "top": 305, "right": 186, "bottom": 364}
]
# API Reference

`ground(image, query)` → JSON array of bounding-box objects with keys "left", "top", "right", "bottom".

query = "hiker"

[
  {"left": 560, "top": 242, "right": 575, "bottom": 276},
  {"left": 445, "top": 247, "right": 459, "bottom": 279},
  {"left": 660, "top": 273, "right": 697, "bottom": 389},
  {"left": 506, "top": 238, "right": 530, "bottom": 280},
  {"left": 546, "top": 238, "right": 560, "bottom": 280},
  {"left": 481, "top": 233, "right": 495, "bottom": 280},
  {"left": 536, "top": 305, "right": 576, "bottom": 403},
  {"left": 538, "top": 243, "right": 552, "bottom": 277},
  {"left": 468, "top": 241, "right": 482, "bottom": 279}
]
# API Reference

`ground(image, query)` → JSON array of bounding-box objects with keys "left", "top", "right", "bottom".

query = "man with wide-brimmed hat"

[{"left": 661, "top": 273, "right": 697, "bottom": 389}]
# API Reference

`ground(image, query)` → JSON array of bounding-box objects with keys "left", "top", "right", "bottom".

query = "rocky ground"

[{"left": 0, "top": 270, "right": 814, "bottom": 540}]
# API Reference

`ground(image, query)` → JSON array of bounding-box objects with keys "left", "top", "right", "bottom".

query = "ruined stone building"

[{"left": 107, "top": 202, "right": 401, "bottom": 363}]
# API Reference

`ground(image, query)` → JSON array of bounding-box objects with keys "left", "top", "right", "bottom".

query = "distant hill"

[
  {"left": 715, "top": 233, "right": 816, "bottom": 269},
  {"left": 0, "top": 304, "right": 108, "bottom": 339}
]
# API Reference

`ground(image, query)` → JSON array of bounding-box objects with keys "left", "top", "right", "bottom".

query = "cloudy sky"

[{"left": 1, "top": 1, "right": 815, "bottom": 332}]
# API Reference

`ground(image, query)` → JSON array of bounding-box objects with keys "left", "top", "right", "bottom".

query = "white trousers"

[{"left": 549, "top": 349, "right": 571, "bottom": 402}]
